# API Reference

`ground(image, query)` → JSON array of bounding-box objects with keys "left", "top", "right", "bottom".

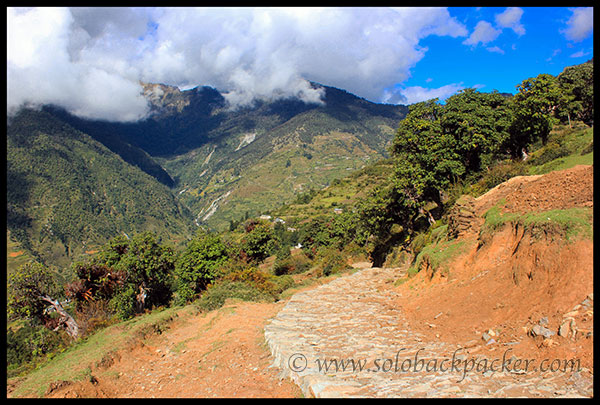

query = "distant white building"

[{"left": 259, "top": 215, "right": 272, "bottom": 220}]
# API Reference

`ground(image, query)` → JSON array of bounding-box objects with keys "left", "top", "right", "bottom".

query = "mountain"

[
  {"left": 6, "top": 109, "right": 195, "bottom": 273},
  {"left": 7, "top": 82, "right": 407, "bottom": 270},
  {"left": 50, "top": 82, "right": 408, "bottom": 231}
]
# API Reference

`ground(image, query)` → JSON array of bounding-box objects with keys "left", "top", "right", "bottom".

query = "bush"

[
  {"left": 195, "top": 281, "right": 273, "bottom": 312},
  {"left": 7, "top": 323, "right": 68, "bottom": 377},
  {"left": 109, "top": 285, "right": 138, "bottom": 320},
  {"left": 316, "top": 247, "right": 348, "bottom": 276},
  {"left": 174, "top": 231, "right": 229, "bottom": 304},
  {"left": 469, "top": 160, "right": 528, "bottom": 197},
  {"left": 240, "top": 223, "right": 276, "bottom": 263},
  {"left": 75, "top": 300, "right": 117, "bottom": 337},
  {"left": 271, "top": 275, "right": 295, "bottom": 296},
  {"left": 527, "top": 140, "right": 570, "bottom": 166}
]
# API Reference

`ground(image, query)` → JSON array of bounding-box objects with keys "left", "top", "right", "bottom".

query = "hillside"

[
  {"left": 6, "top": 109, "right": 195, "bottom": 273},
  {"left": 49, "top": 83, "right": 407, "bottom": 231},
  {"left": 393, "top": 164, "right": 593, "bottom": 374},
  {"left": 8, "top": 164, "right": 593, "bottom": 399}
]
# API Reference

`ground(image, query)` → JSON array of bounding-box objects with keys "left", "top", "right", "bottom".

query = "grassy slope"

[
  {"left": 407, "top": 123, "right": 593, "bottom": 277},
  {"left": 6, "top": 109, "right": 195, "bottom": 274},
  {"left": 9, "top": 305, "right": 187, "bottom": 398}
]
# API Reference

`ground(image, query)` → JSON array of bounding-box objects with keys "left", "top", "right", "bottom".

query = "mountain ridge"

[{"left": 44, "top": 82, "right": 408, "bottom": 231}]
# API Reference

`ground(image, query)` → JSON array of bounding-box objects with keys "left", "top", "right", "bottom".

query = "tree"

[
  {"left": 174, "top": 231, "right": 229, "bottom": 303},
  {"left": 8, "top": 262, "right": 80, "bottom": 339},
  {"left": 240, "top": 222, "right": 276, "bottom": 263},
  {"left": 557, "top": 61, "right": 594, "bottom": 125},
  {"left": 440, "top": 89, "right": 512, "bottom": 172},
  {"left": 507, "top": 74, "right": 562, "bottom": 156},
  {"left": 92, "top": 232, "right": 176, "bottom": 319},
  {"left": 391, "top": 99, "right": 461, "bottom": 209},
  {"left": 64, "top": 263, "right": 126, "bottom": 309}
]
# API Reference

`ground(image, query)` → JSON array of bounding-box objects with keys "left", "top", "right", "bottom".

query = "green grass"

[
  {"left": 527, "top": 124, "right": 593, "bottom": 175},
  {"left": 9, "top": 305, "right": 187, "bottom": 398},
  {"left": 409, "top": 238, "right": 472, "bottom": 279},
  {"left": 483, "top": 200, "right": 593, "bottom": 242},
  {"left": 528, "top": 151, "right": 593, "bottom": 175}
]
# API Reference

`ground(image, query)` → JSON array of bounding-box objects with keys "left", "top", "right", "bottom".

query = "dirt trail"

[
  {"left": 45, "top": 301, "right": 303, "bottom": 398},
  {"left": 392, "top": 164, "right": 594, "bottom": 392}
]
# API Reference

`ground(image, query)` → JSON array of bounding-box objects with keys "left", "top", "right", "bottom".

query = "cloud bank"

[
  {"left": 562, "top": 7, "right": 593, "bottom": 42},
  {"left": 7, "top": 7, "right": 467, "bottom": 122}
]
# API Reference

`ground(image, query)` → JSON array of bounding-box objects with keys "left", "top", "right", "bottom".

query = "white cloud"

[
  {"left": 7, "top": 6, "right": 468, "bottom": 121},
  {"left": 495, "top": 7, "right": 525, "bottom": 36},
  {"left": 383, "top": 83, "right": 466, "bottom": 105},
  {"left": 562, "top": 7, "right": 593, "bottom": 42},
  {"left": 7, "top": 7, "right": 150, "bottom": 122},
  {"left": 462, "top": 21, "right": 501, "bottom": 47},
  {"left": 486, "top": 46, "right": 505, "bottom": 55},
  {"left": 570, "top": 50, "right": 590, "bottom": 58}
]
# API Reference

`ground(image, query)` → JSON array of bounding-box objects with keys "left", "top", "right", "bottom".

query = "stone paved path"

[{"left": 264, "top": 267, "right": 593, "bottom": 398}]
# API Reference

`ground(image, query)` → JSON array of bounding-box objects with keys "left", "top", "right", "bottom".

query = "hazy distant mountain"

[
  {"left": 7, "top": 82, "right": 407, "bottom": 270},
  {"left": 6, "top": 109, "right": 195, "bottom": 272},
  {"left": 47, "top": 82, "right": 407, "bottom": 231}
]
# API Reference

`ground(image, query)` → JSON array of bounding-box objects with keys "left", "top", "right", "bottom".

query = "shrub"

[
  {"left": 527, "top": 140, "right": 570, "bottom": 166},
  {"left": 7, "top": 323, "right": 68, "bottom": 377},
  {"left": 240, "top": 223, "right": 276, "bottom": 263},
  {"left": 174, "top": 231, "right": 229, "bottom": 304},
  {"left": 316, "top": 247, "right": 348, "bottom": 276},
  {"left": 195, "top": 281, "right": 273, "bottom": 312},
  {"left": 470, "top": 160, "right": 528, "bottom": 197},
  {"left": 271, "top": 275, "right": 295, "bottom": 294}
]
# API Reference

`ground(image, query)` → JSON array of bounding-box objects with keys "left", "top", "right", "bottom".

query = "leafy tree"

[
  {"left": 391, "top": 99, "right": 458, "bottom": 207},
  {"left": 240, "top": 222, "right": 276, "bottom": 262},
  {"left": 91, "top": 232, "right": 176, "bottom": 319},
  {"left": 8, "top": 262, "right": 80, "bottom": 339},
  {"left": 507, "top": 73, "right": 562, "bottom": 155},
  {"left": 174, "top": 231, "right": 229, "bottom": 303},
  {"left": 440, "top": 89, "right": 512, "bottom": 172},
  {"left": 557, "top": 61, "right": 594, "bottom": 125}
]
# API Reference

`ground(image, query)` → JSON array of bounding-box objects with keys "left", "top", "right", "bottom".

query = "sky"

[{"left": 6, "top": 7, "right": 594, "bottom": 122}]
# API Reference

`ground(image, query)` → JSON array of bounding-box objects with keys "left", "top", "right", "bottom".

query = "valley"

[{"left": 6, "top": 58, "right": 593, "bottom": 398}]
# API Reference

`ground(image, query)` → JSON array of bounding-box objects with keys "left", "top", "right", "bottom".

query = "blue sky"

[
  {"left": 7, "top": 7, "right": 594, "bottom": 121},
  {"left": 395, "top": 7, "right": 594, "bottom": 103}
]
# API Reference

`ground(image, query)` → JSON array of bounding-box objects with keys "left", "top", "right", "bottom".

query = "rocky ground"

[{"left": 265, "top": 266, "right": 593, "bottom": 398}]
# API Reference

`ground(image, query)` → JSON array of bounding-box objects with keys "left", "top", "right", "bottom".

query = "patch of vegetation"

[
  {"left": 6, "top": 109, "right": 194, "bottom": 271},
  {"left": 410, "top": 238, "right": 470, "bottom": 279},
  {"left": 8, "top": 305, "right": 183, "bottom": 398},
  {"left": 483, "top": 201, "right": 593, "bottom": 242}
]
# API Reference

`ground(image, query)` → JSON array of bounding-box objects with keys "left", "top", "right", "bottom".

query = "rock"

[
  {"left": 558, "top": 320, "right": 572, "bottom": 338},
  {"left": 447, "top": 195, "right": 476, "bottom": 239},
  {"left": 482, "top": 332, "right": 493, "bottom": 343},
  {"left": 539, "top": 317, "right": 549, "bottom": 326},
  {"left": 530, "top": 325, "right": 555, "bottom": 339}
]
